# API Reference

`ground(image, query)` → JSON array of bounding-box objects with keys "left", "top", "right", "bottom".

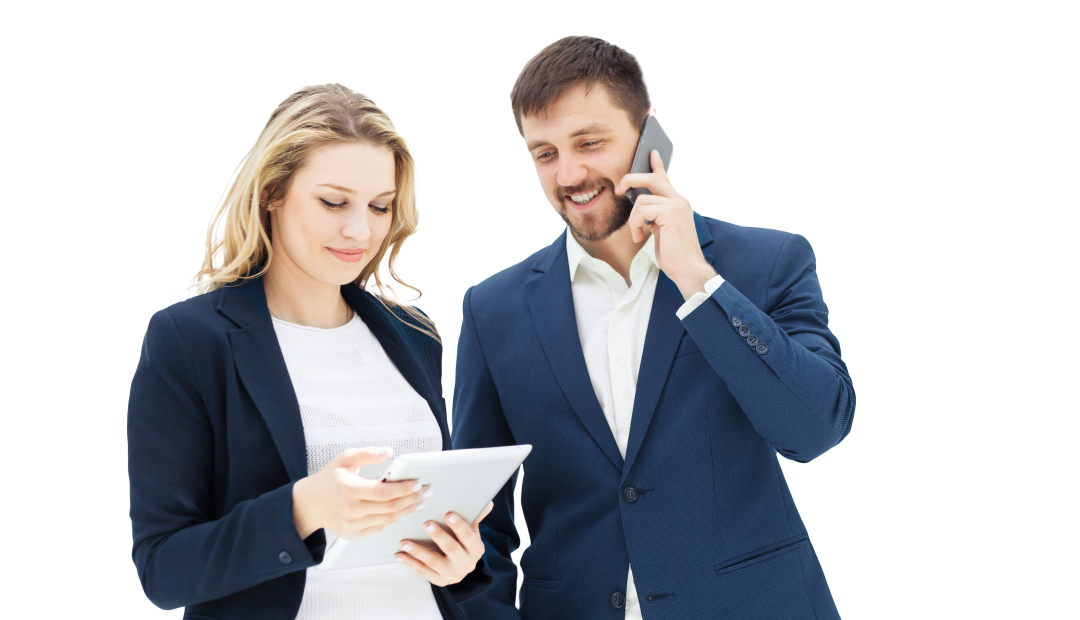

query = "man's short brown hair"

[{"left": 511, "top": 36, "right": 651, "bottom": 136}]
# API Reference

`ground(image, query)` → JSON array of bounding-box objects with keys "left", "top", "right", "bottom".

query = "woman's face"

[{"left": 268, "top": 141, "right": 396, "bottom": 287}]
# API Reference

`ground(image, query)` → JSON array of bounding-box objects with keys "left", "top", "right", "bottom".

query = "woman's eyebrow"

[{"left": 317, "top": 185, "right": 396, "bottom": 198}]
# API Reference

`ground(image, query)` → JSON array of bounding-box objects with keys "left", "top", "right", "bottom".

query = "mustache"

[{"left": 557, "top": 177, "right": 616, "bottom": 197}]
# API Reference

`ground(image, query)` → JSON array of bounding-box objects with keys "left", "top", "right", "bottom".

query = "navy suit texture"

[
  {"left": 452, "top": 214, "right": 855, "bottom": 620},
  {"left": 127, "top": 276, "right": 490, "bottom": 620}
]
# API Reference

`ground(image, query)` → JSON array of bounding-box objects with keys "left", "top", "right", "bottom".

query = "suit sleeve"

[
  {"left": 450, "top": 286, "right": 524, "bottom": 619},
  {"left": 127, "top": 310, "right": 324, "bottom": 610},
  {"left": 681, "top": 234, "right": 856, "bottom": 462}
]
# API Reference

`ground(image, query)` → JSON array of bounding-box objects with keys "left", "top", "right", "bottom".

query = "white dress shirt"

[{"left": 566, "top": 231, "right": 723, "bottom": 620}]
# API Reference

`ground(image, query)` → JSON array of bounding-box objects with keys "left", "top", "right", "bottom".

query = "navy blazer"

[
  {"left": 452, "top": 215, "right": 855, "bottom": 620},
  {"left": 127, "top": 276, "right": 489, "bottom": 620}
]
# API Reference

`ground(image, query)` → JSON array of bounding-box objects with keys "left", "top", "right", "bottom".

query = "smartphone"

[{"left": 626, "top": 114, "right": 674, "bottom": 205}]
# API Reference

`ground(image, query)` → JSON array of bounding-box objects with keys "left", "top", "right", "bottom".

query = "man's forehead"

[{"left": 522, "top": 84, "right": 633, "bottom": 147}]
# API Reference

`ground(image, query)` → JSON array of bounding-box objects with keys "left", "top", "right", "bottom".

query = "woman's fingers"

[
  {"left": 396, "top": 549, "right": 445, "bottom": 585},
  {"left": 472, "top": 501, "right": 495, "bottom": 529}
]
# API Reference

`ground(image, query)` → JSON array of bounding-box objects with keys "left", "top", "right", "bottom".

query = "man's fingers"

[{"left": 649, "top": 149, "right": 668, "bottom": 178}]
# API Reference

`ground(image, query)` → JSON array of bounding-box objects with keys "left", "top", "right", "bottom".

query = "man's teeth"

[{"left": 570, "top": 189, "right": 600, "bottom": 204}]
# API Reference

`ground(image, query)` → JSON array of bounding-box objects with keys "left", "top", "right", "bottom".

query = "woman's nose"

[{"left": 342, "top": 208, "right": 372, "bottom": 242}]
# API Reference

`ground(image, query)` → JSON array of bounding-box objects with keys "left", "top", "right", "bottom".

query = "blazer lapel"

[
  {"left": 342, "top": 285, "right": 450, "bottom": 449},
  {"left": 622, "top": 214, "right": 716, "bottom": 476},
  {"left": 221, "top": 277, "right": 452, "bottom": 482},
  {"left": 524, "top": 237, "right": 624, "bottom": 472},
  {"left": 221, "top": 279, "right": 308, "bottom": 482}
]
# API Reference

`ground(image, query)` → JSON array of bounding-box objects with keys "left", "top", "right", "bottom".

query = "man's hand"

[
  {"left": 396, "top": 501, "right": 494, "bottom": 587},
  {"left": 616, "top": 150, "right": 716, "bottom": 300}
]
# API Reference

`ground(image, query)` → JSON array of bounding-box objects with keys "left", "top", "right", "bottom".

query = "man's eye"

[
  {"left": 320, "top": 198, "right": 345, "bottom": 208},
  {"left": 538, "top": 150, "right": 555, "bottom": 160},
  {"left": 583, "top": 141, "right": 598, "bottom": 147}
]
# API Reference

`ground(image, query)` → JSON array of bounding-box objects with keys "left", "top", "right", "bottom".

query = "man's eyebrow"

[
  {"left": 317, "top": 184, "right": 396, "bottom": 198},
  {"left": 526, "top": 123, "right": 616, "bottom": 151}
]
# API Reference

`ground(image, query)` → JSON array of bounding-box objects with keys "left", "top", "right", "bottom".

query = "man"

[{"left": 452, "top": 36, "right": 854, "bottom": 620}]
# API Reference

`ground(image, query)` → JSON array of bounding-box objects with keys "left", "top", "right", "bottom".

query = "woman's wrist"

[{"left": 292, "top": 477, "right": 320, "bottom": 539}]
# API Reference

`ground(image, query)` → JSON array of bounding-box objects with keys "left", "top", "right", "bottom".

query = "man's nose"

[{"left": 556, "top": 152, "right": 588, "bottom": 188}]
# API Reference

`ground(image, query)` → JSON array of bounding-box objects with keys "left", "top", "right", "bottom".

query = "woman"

[{"left": 128, "top": 84, "right": 490, "bottom": 620}]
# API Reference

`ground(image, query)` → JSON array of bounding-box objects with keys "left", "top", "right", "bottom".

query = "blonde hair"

[{"left": 196, "top": 84, "right": 437, "bottom": 341}]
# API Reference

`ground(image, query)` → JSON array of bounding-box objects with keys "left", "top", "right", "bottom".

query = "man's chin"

[{"left": 557, "top": 198, "right": 632, "bottom": 243}]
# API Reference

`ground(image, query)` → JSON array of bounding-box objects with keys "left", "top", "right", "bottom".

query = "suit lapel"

[
  {"left": 343, "top": 285, "right": 450, "bottom": 449},
  {"left": 524, "top": 238, "right": 624, "bottom": 472},
  {"left": 220, "top": 278, "right": 308, "bottom": 481},
  {"left": 622, "top": 214, "right": 716, "bottom": 476},
  {"left": 221, "top": 277, "right": 449, "bottom": 483}
]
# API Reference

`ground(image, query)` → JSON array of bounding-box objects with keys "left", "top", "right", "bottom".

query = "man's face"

[{"left": 521, "top": 83, "right": 640, "bottom": 242}]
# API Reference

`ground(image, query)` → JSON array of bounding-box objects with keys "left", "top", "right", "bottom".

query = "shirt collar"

[{"left": 566, "top": 229, "right": 658, "bottom": 282}]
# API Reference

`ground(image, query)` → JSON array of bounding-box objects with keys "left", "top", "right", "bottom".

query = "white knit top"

[{"left": 272, "top": 312, "right": 444, "bottom": 620}]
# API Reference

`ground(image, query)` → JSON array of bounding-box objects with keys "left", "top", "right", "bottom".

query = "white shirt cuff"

[{"left": 675, "top": 275, "right": 726, "bottom": 320}]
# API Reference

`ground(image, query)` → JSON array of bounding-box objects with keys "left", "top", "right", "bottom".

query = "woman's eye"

[
  {"left": 370, "top": 204, "right": 391, "bottom": 214},
  {"left": 319, "top": 198, "right": 345, "bottom": 208}
]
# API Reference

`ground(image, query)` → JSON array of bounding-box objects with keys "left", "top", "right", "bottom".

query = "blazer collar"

[{"left": 221, "top": 276, "right": 448, "bottom": 483}]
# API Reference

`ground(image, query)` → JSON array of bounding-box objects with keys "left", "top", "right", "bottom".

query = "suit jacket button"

[
  {"left": 732, "top": 316, "right": 742, "bottom": 328},
  {"left": 756, "top": 342, "right": 768, "bottom": 355},
  {"left": 610, "top": 592, "right": 625, "bottom": 608},
  {"left": 622, "top": 486, "right": 639, "bottom": 503},
  {"left": 746, "top": 334, "right": 759, "bottom": 346},
  {"left": 738, "top": 325, "right": 750, "bottom": 338},
  {"left": 278, "top": 551, "right": 292, "bottom": 565}
]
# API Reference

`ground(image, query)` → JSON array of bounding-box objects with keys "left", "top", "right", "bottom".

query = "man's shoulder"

[
  {"left": 700, "top": 215, "right": 800, "bottom": 251},
  {"left": 466, "top": 238, "right": 561, "bottom": 303}
]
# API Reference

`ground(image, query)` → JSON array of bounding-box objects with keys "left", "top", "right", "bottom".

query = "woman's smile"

[{"left": 326, "top": 247, "right": 366, "bottom": 263}]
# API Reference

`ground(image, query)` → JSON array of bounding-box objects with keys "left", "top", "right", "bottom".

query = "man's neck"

[{"left": 574, "top": 224, "right": 648, "bottom": 284}]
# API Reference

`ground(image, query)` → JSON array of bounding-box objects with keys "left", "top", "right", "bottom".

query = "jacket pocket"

[
  {"left": 715, "top": 535, "right": 809, "bottom": 574},
  {"left": 521, "top": 577, "right": 561, "bottom": 590}
]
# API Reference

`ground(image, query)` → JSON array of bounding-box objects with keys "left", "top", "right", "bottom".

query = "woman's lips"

[
  {"left": 327, "top": 247, "right": 366, "bottom": 263},
  {"left": 565, "top": 186, "right": 604, "bottom": 210}
]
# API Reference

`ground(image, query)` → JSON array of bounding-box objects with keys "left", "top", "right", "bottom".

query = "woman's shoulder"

[{"left": 144, "top": 289, "right": 236, "bottom": 347}]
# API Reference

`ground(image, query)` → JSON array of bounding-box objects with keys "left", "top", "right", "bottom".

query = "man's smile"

[{"left": 566, "top": 186, "right": 604, "bottom": 209}]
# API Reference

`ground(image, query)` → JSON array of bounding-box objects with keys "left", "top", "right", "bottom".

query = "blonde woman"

[{"left": 127, "top": 84, "right": 490, "bottom": 620}]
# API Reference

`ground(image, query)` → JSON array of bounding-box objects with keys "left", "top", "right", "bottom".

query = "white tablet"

[{"left": 317, "top": 444, "right": 532, "bottom": 570}]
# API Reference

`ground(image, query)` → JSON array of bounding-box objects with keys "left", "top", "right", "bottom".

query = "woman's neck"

[{"left": 263, "top": 258, "right": 352, "bottom": 329}]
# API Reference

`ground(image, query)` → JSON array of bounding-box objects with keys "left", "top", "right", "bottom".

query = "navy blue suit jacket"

[
  {"left": 127, "top": 276, "right": 489, "bottom": 620},
  {"left": 452, "top": 215, "right": 855, "bottom": 619}
]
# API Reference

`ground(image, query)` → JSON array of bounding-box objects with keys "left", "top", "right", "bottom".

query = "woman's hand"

[
  {"left": 292, "top": 447, "right": 428, "bottom": 540},
  {"left": 395, "top": 501, "right": 494, "bottom": 586}
]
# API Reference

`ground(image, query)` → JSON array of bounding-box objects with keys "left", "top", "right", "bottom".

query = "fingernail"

[
  {"left": 395, "top": 556, "right": 404, "bottom": 562},
  {"left": 425, "top": 523, "right": 437, "bottom": 533},
  {"left": 423, "top": 488, "right": 434, "bottom": 498},
  {"left": 412, "top": 482, "right": 423, "bottom": 492},
  {"left": 415, "top": 502, "right": 425, "bottom": 512},
  {"left": 401, "top": 542, "right": 413, "bottom": 552},
  {"left": 377, "top": 447, "right": 392, "bottom": 455},
  {"left": 447, "top": 514, "right": 458, "bottom": 524}
]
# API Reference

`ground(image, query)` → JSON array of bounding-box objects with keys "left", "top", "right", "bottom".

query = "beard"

[{"left": 555, "top": 178, "right": 634, "bottom": 243}]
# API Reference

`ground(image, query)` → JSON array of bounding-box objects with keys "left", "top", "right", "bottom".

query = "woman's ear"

[{"left": 260, "top": 186, "right": 278, "bottom": 211}]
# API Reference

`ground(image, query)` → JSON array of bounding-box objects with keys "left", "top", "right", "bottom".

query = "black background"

[{"left": 124, "top": 36, "right": 868, "bottom": 617}]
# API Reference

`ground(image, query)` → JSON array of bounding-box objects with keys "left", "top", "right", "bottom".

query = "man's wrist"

[{"left": 675, "top": 261, "right": 718, "bottom": 301}]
